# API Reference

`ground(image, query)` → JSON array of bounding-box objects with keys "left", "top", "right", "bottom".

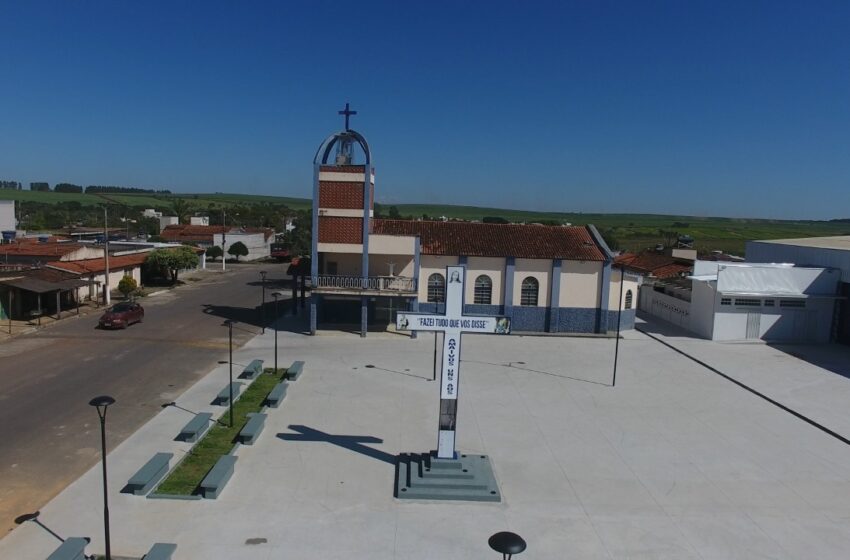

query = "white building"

[
  {"left": 158, "top": 216, "right": 179, "bottom": 232},
  {"left": 640, "top": 260, "right": 840, "bottom": 343},
  {"left": 190, "top": 216, "right": 210, "bottom": 226},
  {"left": 212, "top": 230, "right": 272, "bottom": 261},
  {"left": 0, "top": 200, "right": 16, "bottom": 234},
  {"left": 747, "top": 236, "right": 850, "bottom": 345}
]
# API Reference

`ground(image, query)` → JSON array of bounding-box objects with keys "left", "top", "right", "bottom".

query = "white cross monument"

[{"left": 396, "top": 265, "right": 510, "bottom": 459}]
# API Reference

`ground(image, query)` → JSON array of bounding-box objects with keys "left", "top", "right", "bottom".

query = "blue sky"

[{"left": 1, "top": 1, "right": 848, "bottom": 219}]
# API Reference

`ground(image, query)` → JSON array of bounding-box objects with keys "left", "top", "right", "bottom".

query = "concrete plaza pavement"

[{"left": 3, "top": 316, "right": 850, "bottom": 558}]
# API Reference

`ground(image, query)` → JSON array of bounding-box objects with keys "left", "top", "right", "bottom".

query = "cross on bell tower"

[{"left": 338, "top": 102, "right": 357, "bottom": 131}]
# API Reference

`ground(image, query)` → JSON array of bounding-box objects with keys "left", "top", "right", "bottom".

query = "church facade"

[{"left": 309, "top": 107, "right": 638, "bottom": 336}]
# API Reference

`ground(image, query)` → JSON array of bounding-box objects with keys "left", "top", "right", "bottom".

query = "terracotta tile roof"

[
  {"left": 160, "top": 225, "right": 274, "bottom": 243},
  {"left": 371, "top": 220, "right": 605, "bottom": 260},
  {"left": 0, "top": 242, "right": 83, "bottom": 257},
  {"left": 48, "top": 247, "right": 204, "bottom": 275},
  {"left": 47, "top": 252, "right": 151, "bottom": 275},
  {"left": 615, "top": 252, "right": 692, "bottom": 279}
]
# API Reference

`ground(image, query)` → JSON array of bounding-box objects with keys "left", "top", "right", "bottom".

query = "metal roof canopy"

[{"left": 0, "top": 277, "right": 90, "bottom": 294}]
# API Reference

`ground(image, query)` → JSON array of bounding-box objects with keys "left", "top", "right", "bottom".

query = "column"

[
  {"left": 309, "top": 295, "right": 318, "bottom": 335},
  {"left": 598, "top": 261, "right": 612, "bottom": 333},
  {"left": 548, "top": 259, "right": 562, "bottom": 332},
  {"left": 503, "top": 257, "right": 515, "bottom": 318},
  {"left": 360, "top": 295, "right": 368, "bottom": 338}
]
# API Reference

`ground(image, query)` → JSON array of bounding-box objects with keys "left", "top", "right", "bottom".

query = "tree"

[
  {"left": 118, "top": 275, "right": 138, "bottom": 298},
  {"left": 206, "top": 245, "right": 223, "bottom": 261},
  {"left": 171, "top": 198, "right": 192, "bottom": 224},
  {"left": 144, "top": 246, "right": 200, "bottom": 284},
  {"left": 30, "top": 182, "right": 50, "bottom": 192},
  {"left": 227, "top": 241, "right": 249, "bottom": 261}
]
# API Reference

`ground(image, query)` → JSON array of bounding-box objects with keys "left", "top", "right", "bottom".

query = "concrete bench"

[
  {"left": 265, "top": 382, "right": 288, "bottom": 408},
  {"left": 177, "top": 412, "right": 213, "bottom": 442},
  {"left": 126, "top": 452, "right": 173, "bottom": 496},
  {"left": 214, "top": 382, "right": 242, "bottom": 406},
  {"left": 240, "top": 358, "right": 264, "bottom": 379},
  {"left": 238, "top": 413, "right": 267, "bottom": 445},
  {"left": 286, "top": 360, "right": 305, "bottom": 381},
  {"left": 46, "top": 537, "right": 89, "bottom": 560},
  {"left": 200, "top": 454, "right": 237, "bottom": 499},
  {"left": 143, "top": 542, "right": 177, "bottom": 560}
]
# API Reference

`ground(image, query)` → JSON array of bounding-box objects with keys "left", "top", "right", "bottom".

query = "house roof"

[
  {"left": 0, "top": 267, "right": 89, "bottom": 293},
  {"left": 47, "top": 252, "right": 151, "bottom": 275},
  {"left": 371, "top": 220, "right": 605, "bottom": 260},
  {"left": 160, "top": 225, "right": 274, "bottom": 243},
  {"left": 0, "top": 242, "right": 83, "bottom": 258},
  {"left": 615, "top": 252, "right": 692, "bottom": 279}
]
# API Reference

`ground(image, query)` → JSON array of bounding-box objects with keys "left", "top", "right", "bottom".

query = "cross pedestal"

[{"left": 395, "top": 265, "right": 510, "bottom": 501}]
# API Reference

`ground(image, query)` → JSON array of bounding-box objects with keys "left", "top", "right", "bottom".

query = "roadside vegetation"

[
  {"left": 2, "top": 186, "right": 847, "bottom": 256},
  {"left": 155, "top": 369, "right": 285, "bottom": 496}
]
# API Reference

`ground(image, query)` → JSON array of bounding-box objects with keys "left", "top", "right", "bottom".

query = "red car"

[{"left": 98, "top": 302, "right": 144, "bottom": 329}]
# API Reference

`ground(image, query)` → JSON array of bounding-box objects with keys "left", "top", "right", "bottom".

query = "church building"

[{"left": 309, "top": 105, "right": 638, "bottom": 336}]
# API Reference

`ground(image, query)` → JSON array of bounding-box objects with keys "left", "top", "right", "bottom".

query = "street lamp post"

[
  {"left": 89, "top": 395, "right": 116, "bottom": 560},
  {"left": 272, "top": 291, "right": 283, "bottom": 374},
  {"left": 103, "top": 207, "right": 111, "bottom": 306},
  {"left": 259, "top": 270, "right": 267, "bottom": 333},
  {"left": 221, "top": 209, "right": 227, "bottom": 272},
  {"left": 223, "top": 320, "right": 235, "bottom": 427}
]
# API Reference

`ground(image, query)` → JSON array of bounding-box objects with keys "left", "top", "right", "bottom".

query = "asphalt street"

[{"left": 0, "top": 263, "right": 294, "bottom": 534}]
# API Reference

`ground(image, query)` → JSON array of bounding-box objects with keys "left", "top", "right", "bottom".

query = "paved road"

[{"left": 0, "top": 264, "right": 293, "bottom": 535}]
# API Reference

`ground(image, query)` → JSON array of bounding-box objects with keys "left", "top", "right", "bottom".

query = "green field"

[{"left": 2, "top": 189, "right": 847, "bottom": 255}]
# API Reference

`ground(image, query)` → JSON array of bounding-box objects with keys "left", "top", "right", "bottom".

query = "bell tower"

[{"left": 310, "top": 103, "right": 375, "bottom": 335}]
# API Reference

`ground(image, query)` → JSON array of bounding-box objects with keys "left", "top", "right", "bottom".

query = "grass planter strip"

[{"left": 155, "top": 369, "right": 285, "bottom": 496}]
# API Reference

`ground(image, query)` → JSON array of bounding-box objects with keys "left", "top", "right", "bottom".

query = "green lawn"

[{"left": 155, "top": 369, "right": 285, "bottom": 495}]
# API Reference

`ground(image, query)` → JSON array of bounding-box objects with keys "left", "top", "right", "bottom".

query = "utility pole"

[
  {"left": 612, "top": 266, "right": 625, "bottom": 387},
  {"left": 103, "top": 206, "right": 111, "bottom": 306},
  {"left": 221, "top": 209, "right": 227, "bottom": 272}
]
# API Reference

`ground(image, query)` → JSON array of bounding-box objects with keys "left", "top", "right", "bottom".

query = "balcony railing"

[{"left": 314, "top": 275, "right": 417, "bottom": 293}]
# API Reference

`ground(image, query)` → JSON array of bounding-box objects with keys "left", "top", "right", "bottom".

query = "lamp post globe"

[
  {"left": 13, "top": 511, "right": 40, "bottom": 525},
  {"left": 89, "top": 395, "right": 116, "bottom": 560},
  {"left": 488, "top": 531, "right": 527, "bottom": 560}
]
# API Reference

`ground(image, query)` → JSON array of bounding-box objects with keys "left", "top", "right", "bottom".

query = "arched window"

[
  {"left": 520, "top": 277, "right": 538, "bottom": 306},
  {"left": 474, "top": 275, "right": 492, "bottom": 305},
  {"left": 625, "top": 289, "right": 633, "bottom": 310},
  {"left": 427, "top": 273, "right": 445, "bottom": 303}
]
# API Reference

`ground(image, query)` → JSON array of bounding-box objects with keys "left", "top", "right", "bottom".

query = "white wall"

[
  {"left": 639, "top": 287, "right": 692, "bottom": 331},
  {"left": 559, "top": 261, "right": 601, "bottom": 308},
  {"left": 513, "top": 259, "right": 551, "bottom": 307},
  {"left": 712, "top": 298, "right": 834, "bottom": 343},
  {"left": 419, "top": 255, "right": 460, "bottom": 302},
  {"left": 369, "top": 234, "right": 415, "bottom": 255},
  {"left": 323, "top": 253, "right": 362, "bottom": 276},
  {"left": 0, "top": 200, "right": 14, "bottom": 232},
  {"left": 465, "top": 257, "right": 505, "bottom": 305},
  {"left": 158, "top": 216, "right": 179, "bottom": 232},
  {"left": 608, "top": 269, "right": 641, "bottom": 310},
  {"left": 690, "top": 279, "right": 716, "bottom": 339},
  {"left": 368, "top": 255, "right": 414, "bottom": 278},
  {"left": 213, "top": 232, "right": 271, "bottom": 261}
]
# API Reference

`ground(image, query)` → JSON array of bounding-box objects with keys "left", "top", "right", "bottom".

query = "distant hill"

[{"left": 2, "top": 189, "right": 848, "bottom": 255}]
